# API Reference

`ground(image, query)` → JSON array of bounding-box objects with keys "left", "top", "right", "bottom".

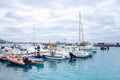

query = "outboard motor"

[
  {"left": 23, "top": 57, "right": 31, "bottom": 65},
  {"left": 69, "top": 52, "right": 76, "bottom": 59}
]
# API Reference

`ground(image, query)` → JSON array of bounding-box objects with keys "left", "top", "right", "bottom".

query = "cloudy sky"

[{"left": 0, "top": 0, "right": 120, "bottom": 43}]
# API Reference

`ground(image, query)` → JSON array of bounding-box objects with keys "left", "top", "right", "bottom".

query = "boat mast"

[
  {"left": 79, "top": 12, "right": 84, "bottom": 42},
  {"left": 33, "top": 27, "right": 35, "bottom": 45},
  {"left": 79, "top": 12, "right": 81, "bottom": 43}
]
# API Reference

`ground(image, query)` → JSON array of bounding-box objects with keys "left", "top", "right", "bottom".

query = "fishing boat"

[
  {"left": 43, "top": 42, "right": 67, "bottom": 60},
  {"left": 6, "top": 56, "right": 35, "bottom": 66},
  {"left": 43, "top": 49, "right": 67, "bottom": 60}
]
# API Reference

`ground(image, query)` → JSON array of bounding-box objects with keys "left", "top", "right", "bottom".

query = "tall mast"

[
  {"left": 79, "top": 12, "right": 81, "bottom": 43},
  {"left": 34, "top": 27, "right": 35, "bottom": 44},
  {"left": 79, "top": 12, "right": 84, "bottom": 42}
]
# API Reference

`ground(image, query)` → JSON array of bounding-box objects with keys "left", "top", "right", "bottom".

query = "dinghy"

[{"left": 6, "top": 56, "right": 35, "bottom": 66}]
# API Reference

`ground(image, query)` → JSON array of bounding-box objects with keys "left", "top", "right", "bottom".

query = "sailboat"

[
  {"left": 78, "top": 12, "right": 97, "bottom": 53},
  {"left": 69, "top": 12, "right": 92, "bottom": 58}
]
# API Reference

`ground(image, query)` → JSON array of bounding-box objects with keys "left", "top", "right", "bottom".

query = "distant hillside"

[{"left": 0, "top": 39, "right": 8, "bottom": 43}]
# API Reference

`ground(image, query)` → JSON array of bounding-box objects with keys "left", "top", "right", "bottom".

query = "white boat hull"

[
  {"left": 70, "top": 50, "right": 92, "bottom": 58},
  {"left": 44, "top": 55, "right": 66, "bottom": 60}
]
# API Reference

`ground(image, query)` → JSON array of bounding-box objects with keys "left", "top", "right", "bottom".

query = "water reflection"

[
  {"left": 45, "top": 59, "right": 65, "bottom": 70},
  {"left": 6, "top": 62, "right": 32, "bottom": 72},
  {"left": 68, "top": 56, "right": 93, "bottom": 67},
  {"left": 34, "top": 63, "right": 44, "bottom": 70},
  {"left": 0, "top": 60, "right": 44, "bottom": 72},
  {"left": 68, "top": 59, "right": 77, "bottom": 66},
  {"left": 0, "top": 56, "right": 93, "bottom": 73},
  {"left": 23, "top": 65, "right": 33, "bottom": 72},
  {"left": 47, "top": 60, "right": 57, "bottom": 70},
  {"left": 0, "top": 60, "right": 8, "bottom": 64}
]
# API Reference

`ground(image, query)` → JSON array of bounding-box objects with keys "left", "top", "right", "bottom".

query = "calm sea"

[{"left": 0, "top": 47, "right": 120, "bottom": 80}]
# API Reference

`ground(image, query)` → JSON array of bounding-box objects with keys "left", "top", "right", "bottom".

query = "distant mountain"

[{"left": 0, "top": 39, "right": 8, "bottom": 43}]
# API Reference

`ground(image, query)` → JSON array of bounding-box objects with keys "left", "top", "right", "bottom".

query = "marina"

[
  {"left": 0, "top": 0, "right": 120, "bottom": 80},
  {"left": 0, "top": 46, "right": 120, "bottom": 80}
]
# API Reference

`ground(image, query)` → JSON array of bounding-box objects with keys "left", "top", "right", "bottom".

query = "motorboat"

[
  {"left": 43, "top": 54, "right": 67, "bottom": 60},
  {"left": 80, "top": 45, "right": 97, "bottom": 53},
  {"left": 69, "top": 50, "right": 92, "bottom": 58},
  {"left": 43, "top": 50, "right": 67, "bottom": 60}
]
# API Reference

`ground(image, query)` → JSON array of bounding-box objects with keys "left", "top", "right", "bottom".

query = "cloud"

[{"left": 0, "top": 0, "right": 120, "bottom": 43}]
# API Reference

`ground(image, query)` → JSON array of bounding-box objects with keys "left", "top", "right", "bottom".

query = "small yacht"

[
  {"left": 80, "top": 45, "right": 97, "bottom": 53},
  {"left": 69, "top": 50, "right": 91, "bottom": 58}
]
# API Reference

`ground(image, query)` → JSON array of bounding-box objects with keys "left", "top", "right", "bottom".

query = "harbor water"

[{"left": 0, "top": 47, "right": 120, "bottom": 80}]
